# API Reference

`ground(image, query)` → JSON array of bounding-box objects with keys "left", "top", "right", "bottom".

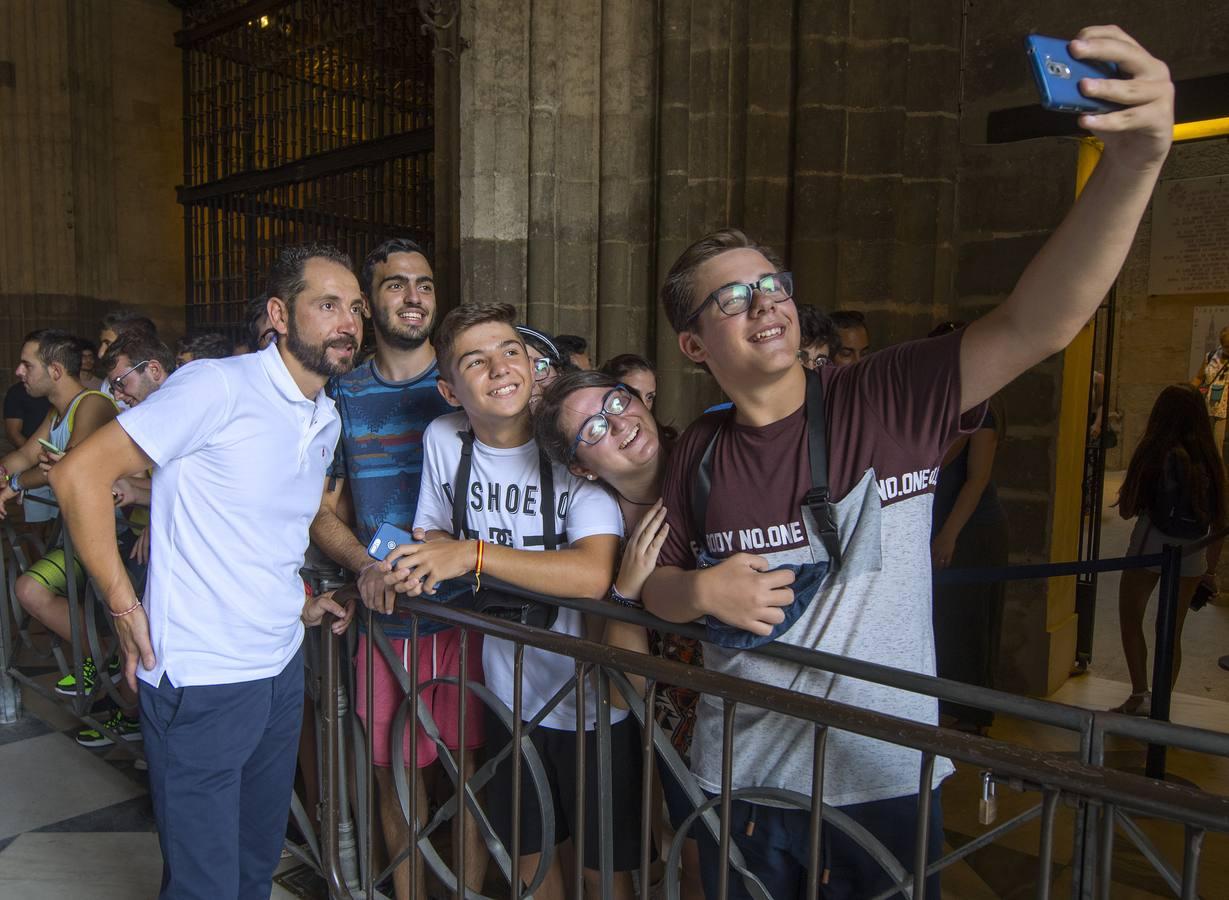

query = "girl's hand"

[{"left": 613, "top": 500, "right": 669, "bottom": 601}]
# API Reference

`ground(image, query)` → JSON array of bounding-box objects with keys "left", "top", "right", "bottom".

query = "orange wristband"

[{"left": 475, "top": 539, "right": 485, "bottom": 591}]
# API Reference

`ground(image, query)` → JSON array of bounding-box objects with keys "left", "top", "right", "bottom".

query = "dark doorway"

[{"left": 176, "top": 1, "right": 436, "bottom": 338}]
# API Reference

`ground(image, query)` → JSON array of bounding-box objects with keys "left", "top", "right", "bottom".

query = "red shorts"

[{"left": 355, "top": 628, "right": 486, "bottom": 769}]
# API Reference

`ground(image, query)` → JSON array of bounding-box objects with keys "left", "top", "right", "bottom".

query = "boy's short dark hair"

[
  {"left": 553, "top": 334, "right": 588, "bottom": 357},
  {"left": 798, "top": 305, "right": 839, "bottom": 351},
  {"left": 180, "top": 332, "right": 234, "bottom": 361},
  {"left": 660, "top": 228, "right": 785, "bottom": 334},
  {"left": 829, "top": 309, "right": 867, "bottom": 331},
  {"left": 24, "top": 329, "right": 83, "bottom": 377},
  {"left": 101, "top": 310, "right": 158, "bottom": 339},
  {"left": 100, "top": 330, "right": 176, "bottom": 377},
  {"left": 434, "top": 303, "right": 519, "bottom": 379},
  {"left": 360, "top": 237, "right": 430, "bottom": 298},
  {"left": 266, "top": 243, "right": 353, "bottom": 310},
  {"left": 599, "top": 353, "right": 655, "bottom": 381}
]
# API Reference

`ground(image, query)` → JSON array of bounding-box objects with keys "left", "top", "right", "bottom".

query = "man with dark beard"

[
  {"left": 50, "top": 243, "right": 360, "bottom": 899},
  {"left": 309, "top": 237, "right": 483, "bottom": 899}
]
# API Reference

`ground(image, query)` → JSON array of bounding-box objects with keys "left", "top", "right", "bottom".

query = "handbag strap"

[
  {"left": 690, "top": 369, "right": 841, "bottom": 571},
  {"left": 451, "top": 429, "right": 560, "bottom": 550}
]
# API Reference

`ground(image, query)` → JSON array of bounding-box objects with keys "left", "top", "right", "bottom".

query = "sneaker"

[
  {"left": 55, "top": 657, "right": 121, "bottom": 696},
  {"left": 76, "top": 708, "right": 143, "bottom": 748}
]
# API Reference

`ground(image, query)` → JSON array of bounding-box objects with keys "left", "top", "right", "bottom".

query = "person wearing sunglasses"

[{"left": 99, "top": 331, "right": 176, "bottom": 408}]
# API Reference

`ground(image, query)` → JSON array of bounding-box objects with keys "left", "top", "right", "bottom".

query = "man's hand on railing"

[
  {"left": 302, "top": 589, "right": 356, "bottom": 635},
  {"left": 357, "top": 559, "right": 399, "bottom": 615},
  {"left": 700, "top": 553, "right": 795, "bottom": 636}
]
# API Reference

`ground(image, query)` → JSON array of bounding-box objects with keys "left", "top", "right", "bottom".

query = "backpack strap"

[
  {"left": 689, "top": 370, "right": 841, "bottom": 571},
  {"left": 451, "top": 429, "right": 479, "bottom": 540},
  {"left": 530, "top": 449, "right": 561, "bottom": 550},
  {"left": 450, "top": 430, "right": 564, "bottom": 549},
  {"left": 801, "top": 369, "right": 841, "bottom": 573}
]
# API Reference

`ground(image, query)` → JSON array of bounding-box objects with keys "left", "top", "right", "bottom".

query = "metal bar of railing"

[
  {"left": 510, "top": 641, "right": 524, "bottom": 898},
  {"left": 1035, "top": 790, "right": 1060, "bottom": 900},
  {"left": 372, "top": 597, "right": 1229, "bottom": 833},
  {"left": 409, "top": 614, "right": 421, "bottom": 897},
  {"left": 805, "top": 725, "right": 827, "bottom": 900},
  {"left": 717, "top": 699, "right": 736, "bottom": 900},
  {"left": 1096, "top": 804, "right": 1115, "bottom": 900},
  {"left": 596, "top": 666, "right": 614, "bottom": 898},
  {"left": 913, "top": 753, "right": 936, "bottom": 900},
  {"left": 455, "top": 626, "right": 468, "bottom": 899},
  {"left": 363, "top": 605, "right": 375, "bottom": 900},
  {"left": 320, "top": 609, "right": 357, "bottom": 900},
  {"left": 574, "top": 660, "right": 587, "bottom": 900},
  {"left": 638, "top": 679, "right": 656, "bottom": 900},
  {"left": 1113, "top": 809, "right": 1183, "bottom": 896},
  {"left": 1181, "top": 825, "right": 1203, "bottom": 900}
]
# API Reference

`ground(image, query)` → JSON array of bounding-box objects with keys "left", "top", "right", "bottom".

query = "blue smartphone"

[
  {"left": 1026, "top": 35, "right": 1123, "bottom": 114},
  {"left": 367, "top": 522, "right": 418, "bottom": 564}
]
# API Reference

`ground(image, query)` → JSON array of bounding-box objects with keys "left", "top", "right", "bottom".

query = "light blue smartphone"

[
  {"left": 367, "top": 522, "right": 418, "bottom": 564},
  {"left": 1026, "top": 35, "right": 1123, "bottom": 114}
]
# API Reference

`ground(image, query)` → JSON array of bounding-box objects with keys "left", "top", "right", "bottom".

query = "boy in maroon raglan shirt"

[{"left": 643, "top": 26, "right": 1174, "bottom": 899}]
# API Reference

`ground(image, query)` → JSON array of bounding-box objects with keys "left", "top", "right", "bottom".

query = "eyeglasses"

[
  {"left": 568, "top": 385, "right": 633, "bottom": 460},
  {"left": 111, "top": 360, "right": 150, "bottom": 393},
  {"left": 801, "top": 351, "right": 830, "bottom": 369},
  {"left": 531, "top": 355, "right": 556, "bottom": 382},
  {"left": 683, "top": 272, "right": 795, "bottom": 327}
]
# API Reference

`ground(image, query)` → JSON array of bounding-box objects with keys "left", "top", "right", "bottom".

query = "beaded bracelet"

[
  {"left": 110, "top": 600, "right": 143, "bottom": 618},
  {"left": 608, "top": 585, "right": 643, "bottom": 609}
]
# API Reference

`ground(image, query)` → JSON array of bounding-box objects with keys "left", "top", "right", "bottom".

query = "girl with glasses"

[{"left": 533, "top": 369, "right": 704, "bottom": 900}]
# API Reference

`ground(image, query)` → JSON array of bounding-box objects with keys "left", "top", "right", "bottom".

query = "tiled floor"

[{"left": 0, "top": 473, "right": 1225, "bottom": 898}]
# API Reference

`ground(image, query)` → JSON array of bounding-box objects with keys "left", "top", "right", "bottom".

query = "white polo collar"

[{"left": 258, "top": 342, "right": 333, "bottom": 418}]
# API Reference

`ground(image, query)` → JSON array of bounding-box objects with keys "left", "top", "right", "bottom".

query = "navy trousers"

[
  {"left": 140, "top": 646, "right": 304, "bottom": 900},
  {"left": 697, "top": 789, "right": 944, "bottom": 900}
]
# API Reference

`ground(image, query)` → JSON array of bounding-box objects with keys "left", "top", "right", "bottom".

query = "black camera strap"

[
  {"left": 691, "top": 369, "right": 841, "bottom": 572},
  {"left": 451, "top": 429, "right": 560, "bottom": 551}
]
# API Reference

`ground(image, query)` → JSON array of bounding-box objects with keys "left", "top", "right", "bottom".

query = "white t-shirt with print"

[{"left": 414, "top": 411, "right": 624, "bottom": 731}]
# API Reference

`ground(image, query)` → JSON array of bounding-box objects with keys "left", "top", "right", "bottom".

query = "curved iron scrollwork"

[{"left": 417, "top": 0, "right": 464, "bottom": 61}]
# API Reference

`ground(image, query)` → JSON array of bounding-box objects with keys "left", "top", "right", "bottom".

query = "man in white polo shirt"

[{"left": 52, "top": 243, "right": 362, "bottom": 899}]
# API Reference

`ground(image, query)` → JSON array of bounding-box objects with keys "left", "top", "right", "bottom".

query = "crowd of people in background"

[{"left": 0, "top": 24, "right": 1188, "bottom": 900}]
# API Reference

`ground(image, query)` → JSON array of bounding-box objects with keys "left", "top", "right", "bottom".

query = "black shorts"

[{"left": 482, "top": 706, "right": 645, "bottom": 871}]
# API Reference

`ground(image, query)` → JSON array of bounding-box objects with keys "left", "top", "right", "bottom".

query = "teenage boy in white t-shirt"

[{"left": 375, "top": 303, "right": 640, "bottom": 900}]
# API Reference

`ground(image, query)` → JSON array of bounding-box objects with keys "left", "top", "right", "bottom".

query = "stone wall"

[{"left": 0, "top": 0, "right": 183, "bottom": 373}]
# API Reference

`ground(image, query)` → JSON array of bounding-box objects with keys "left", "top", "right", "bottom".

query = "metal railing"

[
  {"left": 0, "top": 496, "right": 147, "bottom": 756},
  {"left": 304, "top": 530, "right": 1229, "bottom": 900},
  {"left": 3, "top": 502, "right": 1227, "bottom": 899}
]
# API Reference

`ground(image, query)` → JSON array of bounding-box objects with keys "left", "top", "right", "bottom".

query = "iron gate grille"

[{"left": 177, "top": 0, "right": 435, "bottom": 337}]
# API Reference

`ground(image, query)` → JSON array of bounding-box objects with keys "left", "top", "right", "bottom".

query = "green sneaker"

[
  {"left": 55, "top": 657, "right": 122, "bottom": 696},
  {"left": 76, "top": 707, "right": 143, "bottom": 748}
]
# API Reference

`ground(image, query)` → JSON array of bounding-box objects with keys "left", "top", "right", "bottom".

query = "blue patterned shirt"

[{"left": 330, "top": 357, "right": 455, "bottom": 637}]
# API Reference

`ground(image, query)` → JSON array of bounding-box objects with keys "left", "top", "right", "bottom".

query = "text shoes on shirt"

[
  {"left": 413, "top": 411, "right": 624, "bottom": 731},
  {"left": 116, "top": 344, "right": 340, "bottom": 688}
]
